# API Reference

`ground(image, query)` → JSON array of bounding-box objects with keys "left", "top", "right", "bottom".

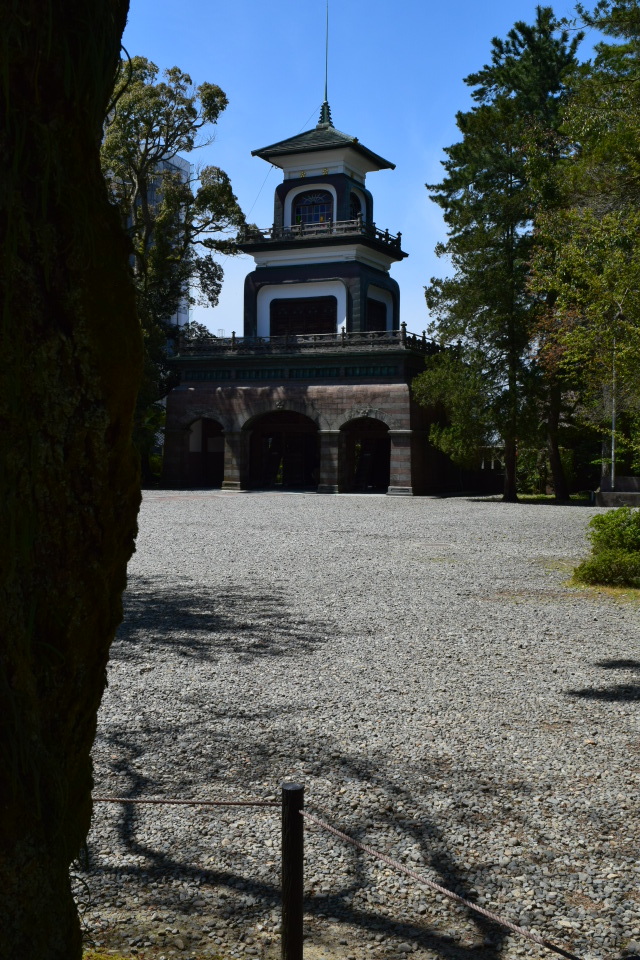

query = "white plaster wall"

[
  {"left": 256, "top": 280, "right": 347, "bottom": 337},
  {"left": 274, "top": 147, "right": 372, "bottom": 182}
]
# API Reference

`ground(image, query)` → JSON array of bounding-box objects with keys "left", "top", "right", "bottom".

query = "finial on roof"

[
  {"left": 317, "top": 2, "right": 333, "bottom": 127},
  {"left": 318, "top": 100, "right": 333, "bottom": 127}
]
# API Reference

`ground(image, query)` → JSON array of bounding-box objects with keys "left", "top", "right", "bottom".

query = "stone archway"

[
  {"left": 340, "top": 417, "right": 390, "bottom": 492},
  {"left": 246, "top": 411, "right": 319, "bottom": 489},
  {"left": 186, "top": 417, "right": 225, "bottom": 487}
]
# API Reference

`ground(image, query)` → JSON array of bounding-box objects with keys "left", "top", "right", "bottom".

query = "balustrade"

[
  {"left": 241, "top": 219, "right": 403, "bottom": 250},
  {"left": 178, "top": 325, "right": 441, "bottom": 358}
]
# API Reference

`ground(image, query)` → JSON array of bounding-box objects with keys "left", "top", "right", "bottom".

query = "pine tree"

[
  {"left": 418, "top": 6, "right": 581, "bottom": 500},
  {"left": 530, "top": 0, "right": 640, "bottom": 479}
]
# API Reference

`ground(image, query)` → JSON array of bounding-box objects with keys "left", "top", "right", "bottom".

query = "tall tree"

[
  {"left": 0, "top": 2, "right": 142, "bottom": 958},
  {"left": 101, "top": 57, "right": 245, "bottom": 475},
  {"left": 418, "top": 6, "right": 581, "bottom": 500},
  {"left": 530, "top": 0, "right": 640, "bottom": 477}
]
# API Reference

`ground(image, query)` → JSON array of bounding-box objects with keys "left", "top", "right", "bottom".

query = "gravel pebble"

[{"left": 77, "top": 491, "right": 640, "bottom": 960}]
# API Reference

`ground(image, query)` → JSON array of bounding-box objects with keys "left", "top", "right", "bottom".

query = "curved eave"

[{"left": 252, "top": 138, "right": 395, "bottom": 172}]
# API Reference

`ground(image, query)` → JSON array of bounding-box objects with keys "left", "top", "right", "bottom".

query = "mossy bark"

[{"left": 0, "top": 2, "right": 141, "bottom": 957}]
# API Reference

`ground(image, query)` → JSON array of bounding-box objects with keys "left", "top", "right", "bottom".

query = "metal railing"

[
  {"left": 177, "top": 325, "right": 441, "bottom": 358},
  {"left": 240, "top": 217, "right": 403, "bottom": 251}
]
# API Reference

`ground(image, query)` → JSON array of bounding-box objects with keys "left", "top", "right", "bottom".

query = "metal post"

[{"left": 281, "top": 782, "right": 304, "bottom": 960}]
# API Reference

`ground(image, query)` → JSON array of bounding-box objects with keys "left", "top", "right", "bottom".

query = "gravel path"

[{"left": 78, "top": 492, "right": 640, "bottom": 960}]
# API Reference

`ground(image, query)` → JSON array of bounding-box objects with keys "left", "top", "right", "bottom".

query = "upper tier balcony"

[
  {"left": 176, "top": 324, "right": 441, "bottom": 358},
  {"left": 239, "top": 216, "right": 405, "bottom": 255}
]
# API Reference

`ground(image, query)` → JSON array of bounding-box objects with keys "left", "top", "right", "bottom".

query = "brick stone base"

[{"left": 163, "top": 380, "right": 453, "bottom": 495}]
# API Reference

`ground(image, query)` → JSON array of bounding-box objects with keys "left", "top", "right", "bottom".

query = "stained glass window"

[{"left": 294, "top": 190, "right": 333, "bottom": 225}]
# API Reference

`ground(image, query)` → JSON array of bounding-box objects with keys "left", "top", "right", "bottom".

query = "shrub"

[
  {"left": 574, "top": 507, "right": 640, "bottom": 587},
  {"left": 574, "top": 547, "right": 640, "bottom": 587},
  {"left": 587, "top": 506, "right": 640, "bottom": 554}
]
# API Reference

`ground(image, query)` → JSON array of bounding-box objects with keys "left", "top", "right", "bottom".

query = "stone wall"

[{"left": 163, "top": 381, "right": 437, "bottom": 494}]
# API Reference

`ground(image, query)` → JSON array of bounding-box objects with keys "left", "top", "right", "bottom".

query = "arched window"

[
  {"left": 294, "top": 190, "right": 333, "bottom": 225},
  {"left": 349, "top": 192, "right": 362, "bottom": 221}
]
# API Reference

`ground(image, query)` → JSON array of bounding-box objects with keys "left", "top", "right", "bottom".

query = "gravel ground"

[{"left": 78, "top": 491, "right": 640, "bottom": 960}]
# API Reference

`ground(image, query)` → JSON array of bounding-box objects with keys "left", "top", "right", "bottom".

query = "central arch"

[
  {"left": 247, "top": 411, "right": 319, "bottom": 490},
  {"left": 340, "top": 417, "right": 390, "bottom": 492}
]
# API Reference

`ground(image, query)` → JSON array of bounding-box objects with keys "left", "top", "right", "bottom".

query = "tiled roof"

[{"left": 252, "top": 106, "right": 395, "bottom": 171}]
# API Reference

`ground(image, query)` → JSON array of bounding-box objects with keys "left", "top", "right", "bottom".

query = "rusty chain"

[
  {"left": 94, "top": 796, "right": 278, "bottom": 808},
  {"left": 301, "top": 809, "right": 586, "bottom": 960}
]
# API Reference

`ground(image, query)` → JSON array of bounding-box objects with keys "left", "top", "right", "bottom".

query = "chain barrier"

[
  {"left": 92, "top": 790, "right": 594, "bottom": 960},
  {"left": 94, "top": 796, "right": 278, "bottom": 808},
  {"left": 301, "top": 809, "right": 586, "bottom": 960}
]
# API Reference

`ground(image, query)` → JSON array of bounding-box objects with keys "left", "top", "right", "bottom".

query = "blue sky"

[{"left": 122, "top": 0, "right": 595, "bottom": 336}]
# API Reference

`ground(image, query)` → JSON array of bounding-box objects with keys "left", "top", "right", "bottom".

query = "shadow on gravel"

[
  {"left": 89, "top": 577, "right": 532, "bottom": 960},
  {"left": 80, "top": 854, "right": 504, "bottom": 960},
  {"left": 88, "top": 740, "right": 515, "bottom": 960},
  {"left": 114, "top": 574, "right": 331, "bottom": 663},
  {"left": 568, "top": 658, "right": 640, "bottom": 702}
]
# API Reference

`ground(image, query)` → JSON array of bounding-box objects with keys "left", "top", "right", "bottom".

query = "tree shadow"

[
  {"left": 84, "top": 719, "right": 562, "bottom": 960},
  {"left": 568, "top": 658, "right": 640, "bottom": 702},
  {"left": 83, "top": 578, "right": 581, "bottom": 960},
  {"left": 113, "top": 574, "right": 332, "bottom": 664}
]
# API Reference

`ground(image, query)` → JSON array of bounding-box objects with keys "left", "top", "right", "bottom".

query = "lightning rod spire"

[{"left": 318, "top": 0, "right": 333, "bottom": 126}]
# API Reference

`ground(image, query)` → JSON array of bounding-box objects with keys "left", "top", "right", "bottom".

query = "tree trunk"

[
  {"left": 0, "top": 3, "right": 140, "bottom": 958},
  {"left": 503, "top": 341, "right": 519, "bottom": 503},
  {"left": 503, "top": 435, "right": 519, "bottom": 501},
  {"left": 546, "top": 382, "right": 570, "bottom": 501}
]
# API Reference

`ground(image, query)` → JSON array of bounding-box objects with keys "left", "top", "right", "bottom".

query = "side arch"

[
  {"left": 185, "top": 416, "right": 225, "bottom": 487},
  {"left": 339, "top": 416, "right": 390, "bottom": 493},
  {"left": 333, "top": 406, "right": 396, "bottom": 431}
]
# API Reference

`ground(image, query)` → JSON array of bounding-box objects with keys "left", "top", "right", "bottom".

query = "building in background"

[
  {"left": 154, "top": 155, "right": 191, "bottom": 329},
  {"left": 162, "top": 104, "right": 460, "bottom": 494}
]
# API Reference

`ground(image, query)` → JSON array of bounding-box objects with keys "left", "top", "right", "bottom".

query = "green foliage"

[
  {"left": 587, "top": 505, "right": 640, "bottom": 552},
  {"left": 422, "top": 7, "right": 581, "bottom": 499},
  {"left": 179, "top": 319, "right": 215, "bottom": 342},
  {"left": 574, "top": 548, "right": 640, "bottom": 586},
  {"left": 529, "top": 1, "right": 640, "bottom": 443},
  {"left": 102, "top": 56, "right": 245, "bottom": 329},
  {"left": 101, "top": 56, "right": 245, "bottom": 466},
  {"left": 574, "top": 506, "right": 640, "bottom": 586},
  {"left": 413, "top": 353, "right": 494, "bottom": 467}
]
